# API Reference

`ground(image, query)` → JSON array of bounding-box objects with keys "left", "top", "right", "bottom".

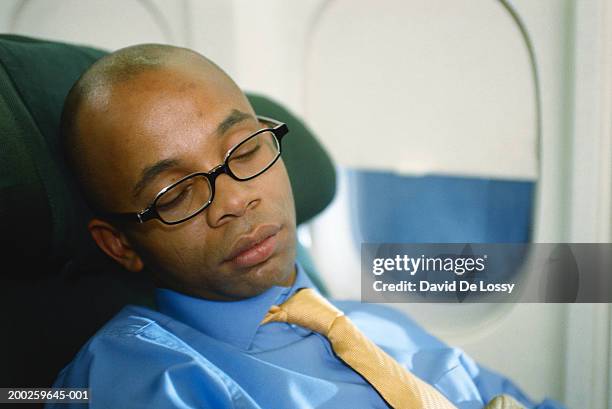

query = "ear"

[{"left": 88, "top": 218, "right": 144, "bottom": 272}]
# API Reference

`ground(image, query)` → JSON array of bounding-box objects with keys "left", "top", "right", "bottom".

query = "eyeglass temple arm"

[
  {"left": 256, "top": 115, "right": 288, "bottom": 140},
  {"left": 256, "top": 115, "right": 279, "bottom": 125},
  {"left": 98, "top": 208, "right": 155, "bottom": 224}
]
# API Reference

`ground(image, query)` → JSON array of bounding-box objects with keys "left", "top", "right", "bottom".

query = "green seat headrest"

[{"left": 0, "top": 35, "right": 335, "bottom": 276}]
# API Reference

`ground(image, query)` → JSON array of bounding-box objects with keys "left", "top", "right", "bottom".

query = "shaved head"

[{"left": 61, "top": 44, "right": 237, "bottom": 212}]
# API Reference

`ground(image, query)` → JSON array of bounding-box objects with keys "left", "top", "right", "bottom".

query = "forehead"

[
  {"left": 110, "top": 65, "right": 249, "bottom": 132},
  {"left": 80, "top": 65, "right": 255, "bottom": 204}
]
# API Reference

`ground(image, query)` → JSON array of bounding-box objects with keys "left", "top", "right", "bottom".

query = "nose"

[{"left": 206, "top": 173, "right": 258, "bottom": 226}]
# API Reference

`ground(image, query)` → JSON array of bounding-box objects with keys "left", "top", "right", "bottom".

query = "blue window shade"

[{"left": 347, "top": 170, "right": 535, "bottom": 244}]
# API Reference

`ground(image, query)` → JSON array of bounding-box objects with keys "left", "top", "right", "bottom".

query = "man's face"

[{"left": 80, "top": 63, "right": 297, "bottom": 300}]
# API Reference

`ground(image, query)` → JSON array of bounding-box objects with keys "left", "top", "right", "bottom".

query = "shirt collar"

[{"left": 155, "top": 263, "right": 314, "bottom": 351}]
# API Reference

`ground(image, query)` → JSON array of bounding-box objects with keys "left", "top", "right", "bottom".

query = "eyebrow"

[
  {"left": 215, "top": 109, "right": 253, "bottom": 136},
  {"left": 131, "top": 110, "right": 253, "bottom": 199},
  {"left": 132, "top": 158, "right": 181, "bottom": 199}
]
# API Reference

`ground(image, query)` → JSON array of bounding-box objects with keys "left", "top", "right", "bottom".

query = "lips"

[{"left": 224, "top": 224, "right": 281, "bottom": 268}]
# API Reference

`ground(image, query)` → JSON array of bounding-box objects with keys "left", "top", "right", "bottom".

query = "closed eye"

[
  {"left": 231, "top": 143, "right": 260, "bottom": 161},
  {"left": 230, "top": 137, "right": 261, "bottom": 162},
  {"left": 157, "top": 184, "right": 193, "bottom": 210}
]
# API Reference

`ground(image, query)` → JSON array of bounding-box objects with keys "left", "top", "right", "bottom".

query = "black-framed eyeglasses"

[{"left": 101, "top": 115, "right": 288, "bottom": 225}]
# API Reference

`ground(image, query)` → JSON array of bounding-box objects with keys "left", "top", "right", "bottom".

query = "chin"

[{"left": 251, "top": 256, "right": 294, "bottom": 287}]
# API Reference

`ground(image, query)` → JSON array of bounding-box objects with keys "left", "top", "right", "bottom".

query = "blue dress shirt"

[{"left": 48, "top": 264, "right": 565, "bottom": 409}]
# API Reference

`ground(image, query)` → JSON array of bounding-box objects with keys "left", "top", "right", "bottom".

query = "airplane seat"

[{"left": 0, "top": 34, "right": 335, "bottom": 389}]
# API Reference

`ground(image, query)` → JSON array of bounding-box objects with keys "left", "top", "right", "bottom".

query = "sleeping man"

[{"left": 49, "top": 43, "right": 564, "bottom": 409}]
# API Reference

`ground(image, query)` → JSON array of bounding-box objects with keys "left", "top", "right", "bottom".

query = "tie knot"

[{"left": 261, "top": 288, "right": 344, "bottom": 336}]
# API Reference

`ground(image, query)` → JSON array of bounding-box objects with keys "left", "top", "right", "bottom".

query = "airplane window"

[{"left": 347, "top": 169, "right": 535, "bottom": 244}]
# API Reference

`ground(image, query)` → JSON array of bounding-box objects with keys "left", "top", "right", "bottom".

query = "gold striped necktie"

[{"left": 261, "top": 288, "right": 457, "bottom": 409}]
